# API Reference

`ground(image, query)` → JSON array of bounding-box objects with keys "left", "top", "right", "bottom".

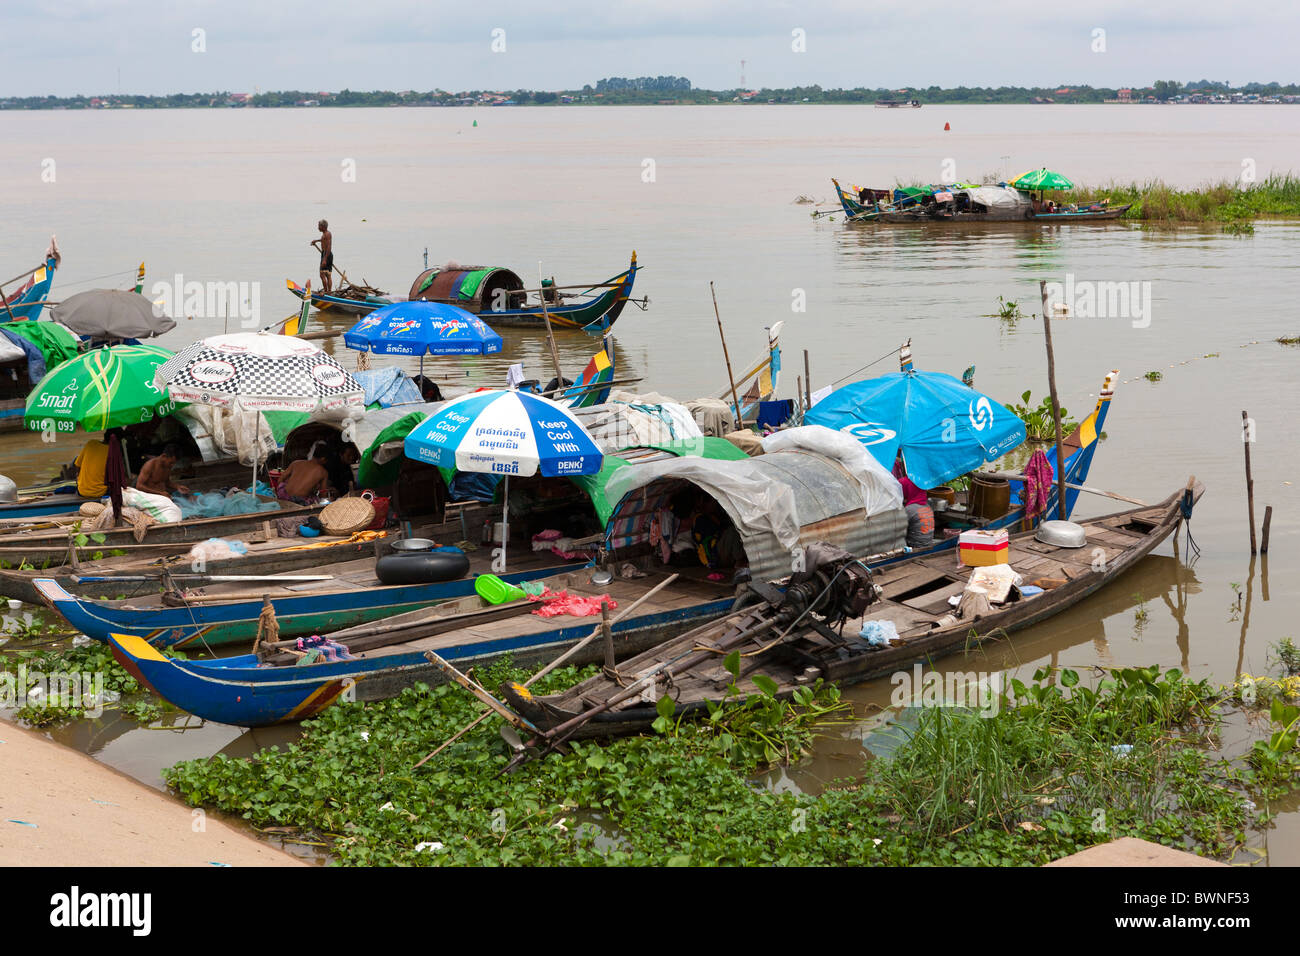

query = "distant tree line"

[{"left": 3, "top": 79, "right": 1298, "bottom": 109}]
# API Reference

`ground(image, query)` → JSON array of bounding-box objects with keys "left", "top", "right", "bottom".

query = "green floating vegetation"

[
  {"left": 1144, "top": 371, "right": 1164, "bottom": 382},
  {"left": 0, "top": 639, "right": 171, "bottom": 725},
  {"left": 1041, "top": 173, "right": 1300, "bottom": 229},
  {"left": 164, "top": 660, "right": 1289, "bottom": 867},
  {"left": 1277, "top": 335, "right": 1300, "bottom": 346},
  {"left": 1004, "top": 390, "right": 1077, "bottom": 442}
]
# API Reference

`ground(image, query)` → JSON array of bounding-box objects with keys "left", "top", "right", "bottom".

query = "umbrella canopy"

[
  {"left": 24, "top": 344, "right": 178, "bottom": 434},
  {"left": 1008, "top": 168, "right": 1074, "bottom": 191},
  {"left": 50, "top": 289, "right": 177, "bottom": 340},
  {"left": 343, "top": 301, "right": 503, "bottom": 357},
  {"left": 404, "top": 390, "right": 602, "bottom": 478},
  {"left": 804, "top": 370, "right": 1026, "bottom": 489},
  {"left": 154, "top": 332, "right": 364, "bottom": 414}
]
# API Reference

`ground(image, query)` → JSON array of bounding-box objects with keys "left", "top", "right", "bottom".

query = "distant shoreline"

[
  {"left": 5, "top": 100, "right": 1297, "bottom": 111},
  {"left": 4, "top": 85, "right": 1297, "bottom": 111}
]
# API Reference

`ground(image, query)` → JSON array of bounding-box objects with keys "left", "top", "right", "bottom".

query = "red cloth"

[
  {"left": 892, "top": 459, "right": 929, "bottom": 508},
  {"left": 528, "top": 588, "right": 618, "bottom": 618},
  {"left": 1022, "top": 450, "right": 1055, "bottom": 517}
]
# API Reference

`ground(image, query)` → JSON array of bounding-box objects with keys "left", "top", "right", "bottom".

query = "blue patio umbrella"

[
  {"left": 343, "top": 301, "right": 503, "bottom": 377},
  {"left": 404, "top": 389, "right": 603, "bottom": 570},
  {"left": 805, "top": 369, "right": 1026, "bottom": 489}
]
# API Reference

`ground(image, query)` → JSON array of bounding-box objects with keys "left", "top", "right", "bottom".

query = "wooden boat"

[
  {"left": 0, "top": 251, "right": 63, "bottom": 432},
  {"left": 35, "top": 553, "right": 575, "bottom": 650},
  {"left": 830, "top": 179, "right": 1132, "bottom": 224},
  {"left": 106, "top": 569, "right": 744, "bottom": 726},
  {"left": 875, "top": 99, "right": 922, "bottom": 108},
  {"left": 0, "top": 495, "right": 319, "bottom": 570},
  {"left": 289, "top": 253, "right": 644, "bottom": 333},
  {"left": 0, "top": 251, "right": 59, "bottom": 323},
  {"left": 500, "top": 480, "right": 1203, "bottom": 744},
  {"left": 285, "top": 279, "right": 391, "bottom": 316}
]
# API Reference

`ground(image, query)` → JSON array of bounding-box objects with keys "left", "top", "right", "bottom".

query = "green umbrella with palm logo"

[{"left": 24, "top": 344, "right": 180, "bottom": 436}]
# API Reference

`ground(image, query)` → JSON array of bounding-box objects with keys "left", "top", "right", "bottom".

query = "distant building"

[{"left": 1117, "top": 88, "right": 1132, "bottom": 103}]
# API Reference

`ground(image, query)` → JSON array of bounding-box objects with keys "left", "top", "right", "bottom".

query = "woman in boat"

[{"left": 893, "top": 452, "right": 934, "bottom": 550}]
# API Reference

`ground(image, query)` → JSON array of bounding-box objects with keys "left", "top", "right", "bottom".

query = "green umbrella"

[
  {"left": 1009, "top": 168, "right": 1074, "bottom": 191},
  {"left": 24, "top": 344, "right": 179, "bottom": 435}
]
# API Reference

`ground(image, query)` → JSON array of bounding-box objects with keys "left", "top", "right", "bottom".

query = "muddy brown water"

[{"left": 1, "top": 104, "right": 1297, "bottom": 862}]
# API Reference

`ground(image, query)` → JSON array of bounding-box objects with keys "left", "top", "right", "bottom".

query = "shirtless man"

[
  {"left": 135, "top": 445, "right": 190, "bottom": 498},
  {"left": 311, "top": 220, "right": 333, "bottom": 293},
  {"left": 278, "top": 457, "right": 330, "bottom": 502}
]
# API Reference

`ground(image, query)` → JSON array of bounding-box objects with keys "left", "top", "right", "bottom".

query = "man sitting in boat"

[
  {"left": 893, "top": 453, "right": 934, "bottom": 549},
  {"left": 136, "top": 444, "right": 191, "bottom": 498},
  {"left": 311, "top": 220, "right": 333, "bottom": 294},
  {"left": 276, "top": 455, "right": 330, "bottom": 503}
]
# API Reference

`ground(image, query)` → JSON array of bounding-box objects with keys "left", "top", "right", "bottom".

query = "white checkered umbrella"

[
  {"left": 154, "top": 332, "right": 365, "bottom": 489},
  {"left": 154, "top": 332, "right": 363, "bottom": 413}
]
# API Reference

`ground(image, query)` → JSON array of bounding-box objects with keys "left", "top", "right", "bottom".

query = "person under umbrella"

[{"left": 155, "top": 331, "right": 365, "bottom": 492}]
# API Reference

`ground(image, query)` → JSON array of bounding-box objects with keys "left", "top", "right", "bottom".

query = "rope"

[
  {"left": 54, "top": 268, "right": 139, "bottom": 291},
  {"left": 829, "top": 346, "right": 902, "bottom": 388},
  {"left": 1179, "top": 488, "right": 1201, "bottom": 558}
]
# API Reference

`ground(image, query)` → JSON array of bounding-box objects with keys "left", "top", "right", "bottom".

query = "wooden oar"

[{"left": 423, "top": 651, "right": 542, "bottom": 735}]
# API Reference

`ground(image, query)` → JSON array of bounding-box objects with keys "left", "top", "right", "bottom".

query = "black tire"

[{"left": 375, "top": 551, "right": 471, "bottom": 585}]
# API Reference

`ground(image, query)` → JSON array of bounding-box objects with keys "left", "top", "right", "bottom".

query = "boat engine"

[{"left": 775, "top": 544, "right": 877, "bottom": 630}]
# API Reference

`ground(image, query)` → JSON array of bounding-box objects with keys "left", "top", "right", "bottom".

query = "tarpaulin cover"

[
  {"left": 174, "top": 404, "right": 278, "bottom": 466},
  {"left": 761, "top": 426, "right": 904, "bottom": 516},
  {"left": 573, "top": 391, "right": 703, "bottom": 450}
]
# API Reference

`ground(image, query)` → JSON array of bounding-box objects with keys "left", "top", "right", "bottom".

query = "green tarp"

[
  {"left": 357, "top": 408, "right": 431, "bottom": 488},
  {"left": 7, "top": 320, "right": 81, "bottom": 369},
  {"left": 574, "top": 438, "right": 750, "bottom": 525}
]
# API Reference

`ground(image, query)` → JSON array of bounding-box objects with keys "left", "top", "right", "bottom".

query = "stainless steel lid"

[{"left": 1035, "top": 520, "right": 1087, "bottom": 548}]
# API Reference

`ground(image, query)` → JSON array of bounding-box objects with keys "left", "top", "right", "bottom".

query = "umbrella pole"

[
  {"left": 251, "top": 413, "right": 260, "bottom": 494},
  {"left": 499, "top": 474, "right": 509, "bottom": 573}
]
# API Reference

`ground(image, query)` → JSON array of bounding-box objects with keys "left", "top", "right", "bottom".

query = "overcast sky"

[{"left": 1, "top": 0, "right": 1291, "bottom": 97}]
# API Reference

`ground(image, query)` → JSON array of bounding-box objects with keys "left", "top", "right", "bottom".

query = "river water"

[{"left": 1, "top": 104, "right": 1297, "bottom": 863}]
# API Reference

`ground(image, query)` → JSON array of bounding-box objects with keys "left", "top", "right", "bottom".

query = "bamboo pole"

[
  {"left": 538, "top": 263, "right": 565, "bottom": 387},
  {"left": 412, "top": 573, "right": 679, "bottom": 768},
  {"left": 1039, "top": 281, "right": 1068, "bottom": 520},
  {"left": 1243, "top": 410, "right": 1257, "bottom": 554},
  {"left": 803, "top": 349, "right": 812, "bottom": 410},
  {"left": 711, "top": 282, "right": 742, "bottom": 430},
  {"left": 1261, "top": 504, "right": 1272, "bottom": 554}
]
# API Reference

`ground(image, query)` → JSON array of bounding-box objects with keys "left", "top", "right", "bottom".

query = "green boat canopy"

[
  {"left": 5, "top": 320, "right": 81, "bottom": 371},
  {"left": 571, "top": 439, "right": 749, "bottom": 525}
]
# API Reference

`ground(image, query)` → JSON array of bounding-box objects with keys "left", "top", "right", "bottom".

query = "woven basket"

[{"left": 319, "top": 497, "right": 375, "bottom": 536}]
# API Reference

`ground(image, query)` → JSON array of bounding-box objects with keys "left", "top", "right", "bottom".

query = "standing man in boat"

[{"left": 311, "top": 220, "right": 333, "bottom": 294}]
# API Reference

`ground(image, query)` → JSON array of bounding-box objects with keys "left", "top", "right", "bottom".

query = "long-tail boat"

[
  {"left": 105, "top": 569, "right": 747, "bottom": 726},
  {"left": 0, "top": 245, "right": 59, "bottom": 323},
  {"left": 287, "top": 252, "right": 644, "bottom": 333},
  {"left": 830, "top": 179, "right": 1131, "bottom": 223},
  {"left": 499, "top": 480, "right": 1202, "bottom": 746}
]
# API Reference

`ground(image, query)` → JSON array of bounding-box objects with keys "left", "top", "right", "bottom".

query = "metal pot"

[
  {"left": 1035, "top": 520, "right": 1087, "bottom": 548},
  {"left": 390, "top": 537, "right": 437, "bottom": 552}
]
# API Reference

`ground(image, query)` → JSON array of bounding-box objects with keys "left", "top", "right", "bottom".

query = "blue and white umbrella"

[
  {"left": 805, "top": 369, "right": 1026, "bottom": 490},
  {"left": 404, "top": 389, "right": 603, "bottom": 569},
  {"left": 343, "top": 302, "right": 502, "bottom": 379}
]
